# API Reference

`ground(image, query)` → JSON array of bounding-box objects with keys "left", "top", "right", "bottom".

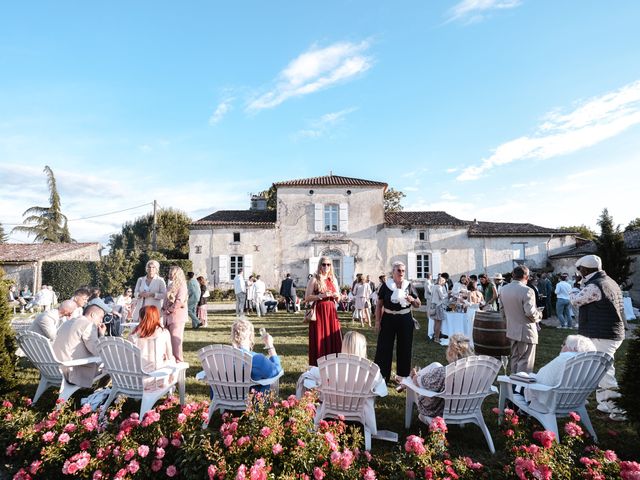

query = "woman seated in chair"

[
  {"left": 524, "top": 334, "right": 595, "bottom": 412},
  {"left": 296, "top": 331, "right": 387, "bottom": 398},
  {"left": 411, "top": 333, "right": 474, "bottom": 422},
  {"left": 130, "top": 305, "right": 176, "bottom": 388},
  {"left": 231, "top": 318, "right": 282, "bottom": 391}
]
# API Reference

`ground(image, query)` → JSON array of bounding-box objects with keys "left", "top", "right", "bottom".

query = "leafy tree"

[
  {"left": 260, "top": 185, "right": 277, "bottom": 211},
  {"left": 595, "top": 208, "right": 633, "bottom": 284},
  {"left": 109, "top": 208, "right": 191, "bottom": 259},
  {"left": 384, "top": 188, "right": 406, "bottom": 213},
  {"left": 558, "top": 225, "right": 597, "bottom": 240},
  {"left": 0, "top": 267, "right": 17, "bottom": 393},
  {"left": 0, "top": 222, "right": 8, "bottom": 243},
  {"left": 625, "top": 217, "right": 640, "bottom": 232},
  {"left": 11, "top": 165, "right": 73, "bottom": 243},
  {"left": 618, "top": 333, "right": 640, "bottom": 436},
  {"left": 97, "top": 249, "right": 138, "bottom": 296}
]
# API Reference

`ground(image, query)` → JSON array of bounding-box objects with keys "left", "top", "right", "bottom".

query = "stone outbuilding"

[
  {"left": 189, "top": 174, "right": 578, "bottom": 290},
  {"left": 0, "top": 242, "right": 102, "bottom": 290}
]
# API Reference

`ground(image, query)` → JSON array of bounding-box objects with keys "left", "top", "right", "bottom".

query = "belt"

[{"left": 384, "top": 308, "right": 411, "bottom": 315}]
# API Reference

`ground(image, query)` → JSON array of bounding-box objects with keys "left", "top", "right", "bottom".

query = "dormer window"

[{"left": 418, "top": 231, "right": 426, "bottom": 241}]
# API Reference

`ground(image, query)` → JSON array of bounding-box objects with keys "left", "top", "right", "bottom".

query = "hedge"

[
  {"left": 41, "top": 261, "right": 99, "bottom": 301},
  {"left": 0, "top": 267, "right": 17, "bottom": 393}
]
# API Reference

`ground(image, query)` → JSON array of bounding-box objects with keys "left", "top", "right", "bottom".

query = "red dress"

[{"left": 308, "top": 278, "right": 342, "bottom": 366}]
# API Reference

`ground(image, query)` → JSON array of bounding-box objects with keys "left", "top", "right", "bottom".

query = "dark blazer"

[{"left": 280, "top": 278, "right": 296, "bottom": 297}]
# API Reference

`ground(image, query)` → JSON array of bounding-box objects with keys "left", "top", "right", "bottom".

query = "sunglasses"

[{"left": 321, "top": 263, "right": 332, "bottom": 266}]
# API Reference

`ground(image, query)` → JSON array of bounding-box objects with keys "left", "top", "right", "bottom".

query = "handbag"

[
  {"left": 202, "top": 289, "right": 210, "bottom": 298},
  {"left": 304, "top": 302, "right": 317, "bottom": 323}
]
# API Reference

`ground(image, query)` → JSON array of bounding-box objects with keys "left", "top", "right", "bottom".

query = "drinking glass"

[
  {"left": 260, "top": 328, "right": 269, "bottom": 349},
  {"left": 500, "top": 355, "right": 509, "bottom": 376}
]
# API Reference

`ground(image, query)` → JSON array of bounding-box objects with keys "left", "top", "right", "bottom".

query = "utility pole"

[{"left": 152, "top": 200, "right": 157, "bottom": 252}]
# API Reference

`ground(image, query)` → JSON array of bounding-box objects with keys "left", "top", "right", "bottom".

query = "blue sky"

[{"left": 2, "top": 1, "right": 639, "bottom": 245}]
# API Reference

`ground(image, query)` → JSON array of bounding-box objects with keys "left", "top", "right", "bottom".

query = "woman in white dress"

[
  {"left": 353, "top": 274, "right": 372, "bottom": 327},
  {"left": 130, "top": 305, "right": 175, "bottom": 389},
  {"left": 431, "top": 275, "right": 449, "bottom": 344},
  {"left": 133, "top": 260, "right": 167, "bottom": 321}
]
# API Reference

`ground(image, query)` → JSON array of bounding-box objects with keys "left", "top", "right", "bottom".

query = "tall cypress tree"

[
  {"left": 0, "top": 268, "right": 17, "bottom": 393},
  {"left": 595, "top": 208, "right": 633, "bottom": 284}
]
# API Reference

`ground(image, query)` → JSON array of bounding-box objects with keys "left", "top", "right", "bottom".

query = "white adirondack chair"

[
  {"left": 96, "top": 337, "right": 188, "bottom": 420},
  {"left": 497, "top": 351, "right": 613, "bottom": 442},
  {"left": 402, "top": 355, "right": 501, "bottom": 453},
  {"left": 314, "top": 353, "right": 382, "bottom": 451},
  {"left": 16, "top": 331, "right": 104, "bottom": 404},
  {"left": 198, "top": 344, "right": 284, "bottom": 425}
]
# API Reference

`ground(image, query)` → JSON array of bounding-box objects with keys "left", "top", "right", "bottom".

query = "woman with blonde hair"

[
  {"left": 411, "top": 333, "right": 474, "bottom": 421},
  {"left": 304, "top": 256, "right": 342, "bottom": 366},
  {"left": 162, "top": 265, "right": 188, "bottom": 361},
  {"left": 130, "top": 306, "right": 175, "bottom": 388},
  {"left": 133, "top": 260, "right": 167, "bottom": 321}
]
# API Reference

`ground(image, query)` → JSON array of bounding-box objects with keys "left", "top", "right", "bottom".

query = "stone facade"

[{"left": 189, "top": 175, "right": 578, "bottom": 290}]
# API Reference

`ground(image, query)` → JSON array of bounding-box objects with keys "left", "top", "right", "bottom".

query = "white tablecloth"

[
  {"left": 623, "top": 297, "right": 635, "bottom": 320},
  {"left": 428, "top": 307, "right": 477, "bottom": 346}
]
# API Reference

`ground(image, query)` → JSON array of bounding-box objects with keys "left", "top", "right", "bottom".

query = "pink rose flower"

[
  {"left": 93, "top": 470, "right": 103, "bottom": 480},
  {"left": 138, "top": 445, "right": 150, "bottom": 458},
  {"left": 42, "top": 431, "right": 55, "bottom": 442},
  {"left": 156, "top": 447, "right": 166, "bottom": 459},
  {"left": 157, "top": 436, "right": 169, "bottom": 448},
  {"left": 313, "top": 467, "right": 325, "bottom": 480},
  {"left": 260, "top": 426, "right": 272, "bottom": 437},
  {"left": 58, "top": 433, "right": 71, "bottom": 444},
  {"left": 224, "top": 434, "right": 234, "bottom": 447},
  {"left": 564, "top": 422, "right": 584, "bottom": 437},
  {"left": 128, "top": 460, "right": 140, "bottom": 474},
  {"left": 151, "top": 459, "right": 163, "bottom": 472},
  {"left": 208, "top": 464, "right": 218, "bottom": 479},
  {"left": 272, "top": 443, "right": 283, "bottom": 455},
  {"left": 177, "top": 413, "right": 187, "bottom": 424},
  {"left": 80, "top": 440, "right": 91, "bottom": 451}
]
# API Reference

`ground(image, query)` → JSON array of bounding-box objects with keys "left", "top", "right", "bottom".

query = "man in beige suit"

[
  {"left": 52, "top": 304, "right": 107, "bottom": 388},
  {"left": 501, "top": 265, "right": 542, "bottom": 374},
  {"left": 29, "top": 299, "right": 77, "bottom": 341}
]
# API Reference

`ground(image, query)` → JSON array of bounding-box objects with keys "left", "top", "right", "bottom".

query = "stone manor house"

[{"left": 188, "top": 175, "right": 577, "bottom": 290}]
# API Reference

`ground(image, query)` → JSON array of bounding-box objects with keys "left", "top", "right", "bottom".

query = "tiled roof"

[
  {"left": 467, "top": 221, "right": 572, "bottom": 237},
  {"left": 0, "top": 243, "right": 101, "bottom": 262},
  {"left": 191, "top": 210, "right": 276, "bottom": 227},
  {"left": 273, "top": 174, "right": 388, "bottom": 188},
  {"left": 385, "top": 211, "right": 467, "bottom": 226},
  {"left": 549, "top": 230, "right": 640, "bottom": 258}
]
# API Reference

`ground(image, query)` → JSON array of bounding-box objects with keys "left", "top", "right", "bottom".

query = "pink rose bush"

[
  {"left": 496, "top": 408, "right": 638, "bottom": 479},
  {"left": 1, "top": 392, "right": 637, "bottom": 479}
]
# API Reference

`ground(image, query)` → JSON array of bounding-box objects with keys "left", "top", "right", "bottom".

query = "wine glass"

[
  {"left": 259, "top": 328, "right": 269, "bottom": 349},
  {"left": 500, "top": 355, "right": 509, "bottom": 376}
]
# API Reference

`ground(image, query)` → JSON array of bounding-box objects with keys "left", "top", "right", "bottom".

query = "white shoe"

[
  {"left": 596, "top": 402, "right": 613, "bottom": 413},
  {"left": 609, "top": 411, "right": 627, "bottom": 422}
]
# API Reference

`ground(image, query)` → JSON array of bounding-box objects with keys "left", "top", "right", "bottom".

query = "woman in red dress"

[{"left": 305, "top": 256, "right": 342, "bottom": 366}]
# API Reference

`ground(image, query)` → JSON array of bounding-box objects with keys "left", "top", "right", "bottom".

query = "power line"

[{"left": 3, "top": 202, "right": 153, "bottom": 226}]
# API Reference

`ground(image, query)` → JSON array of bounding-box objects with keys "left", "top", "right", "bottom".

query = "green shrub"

[
  {"left": 162, "top": 258, "right": 193, "bottom": 278},
  {"left": 617, "top": 333, "right": 640, "bottom": 436},
  {"left": 0, "top": 268, "right": 17, "bottom": 393},
  {"left": 41, "top": 261, "right": 99, "bottom": 301}
]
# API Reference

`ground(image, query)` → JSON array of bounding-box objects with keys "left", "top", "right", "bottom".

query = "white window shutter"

[
  {"left": 339, "top": 203, "right": 348, "bottom": 233},
  {"left": 308, "top": 257, "right": 320, "bottom": 277},
  {"left": 407, "top": 252, "right": 417, "bottom": 280},
  {"left": 218, "top": 255, "right": 229, "bottom": 283},
  {"left": 342, "top": 256, "right": 355, "bottom": 287},
  {"left": 431, "top": 251, "right": 441, "bottom": 276},
  {"left": 244, "top": 254, "right": 253, "bottom": 275},
  {"left": 314, "top": 204, "right": 323, "bottom": 232}
]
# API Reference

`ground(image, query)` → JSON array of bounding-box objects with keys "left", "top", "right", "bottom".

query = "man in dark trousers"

[
  {"left": 279, "top": 273, "right": 296, "bottom": 313},
  {"left": 569, "top": 254, "right": 626, "bottom": 420}
]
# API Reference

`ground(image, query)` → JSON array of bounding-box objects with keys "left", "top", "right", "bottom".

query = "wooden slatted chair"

[
  {"left": 403, "top": 355, "right": 502, "bottom": 453},
  {"left": 17, "top": 331, "right": 104, "bottom": 404},
  {"left": 198, "top": 344, "right": 284, "bottom": 424},
  {"left": 314, "top": 353, "right": 382, "bottom": 451},
  {"left": 96, "top": 337, "right": 188, "bottom": 420},
  {"left": 498, "top": 351, "right": 613, "bottom": 442}
]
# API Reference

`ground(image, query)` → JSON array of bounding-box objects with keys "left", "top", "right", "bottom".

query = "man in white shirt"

[
  {"left": 233, "top": 269, "right": 246, "bottom": 317},
  {"left": 555, "top": 273, "right": 573, "bottom": 328},
  {"left": 253, "top": 275, "right": 266, "bottom": 317}
]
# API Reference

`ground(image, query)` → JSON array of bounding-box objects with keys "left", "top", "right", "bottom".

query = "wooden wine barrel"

[{"left": 473, "top": 310, "right": 510, "bottom": 357}]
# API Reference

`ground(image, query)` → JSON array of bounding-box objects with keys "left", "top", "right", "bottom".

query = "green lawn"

[{"left": 10, "top": 309, "right": 640, "bottom": 467}]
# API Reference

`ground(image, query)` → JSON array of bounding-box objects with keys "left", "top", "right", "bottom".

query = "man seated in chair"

[
  {"left": 52, "top": 304, "right": 108, "bottom": 388},
  {"left": 230, "top": 318, "right": 282, "bottom": 391},
  {"left": 262, "top": 291, "right": 278, "bottom": 313},
  {"left": 524, "top": 334, "right": 596, "bottom": 412},
  {"left": 29, "top": 300, "right": 77, "bottom": 342}
]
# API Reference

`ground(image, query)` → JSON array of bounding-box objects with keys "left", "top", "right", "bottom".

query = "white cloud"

[
  {"left": 445, "top": 167, "right": 459, "bottom": 173},
  {"left": 294, "top": 107, "right": 357, "bottom": 139},
  {"left": 247, "top": 41, "right": 373, "bottom": 112},
  {"left": 457, "top": 80, "right": 640, "bottom": 181},
  {"left": 209, "top": 98, "right": 234, "bottom": 125},
  {"left": 441, "top": 192, "right": 458, "bottom": 200},
  {"left": 447, "top": 0, "right": 522, "bottom": 24}
]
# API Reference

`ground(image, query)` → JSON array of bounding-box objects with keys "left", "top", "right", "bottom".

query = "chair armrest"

[
  {"left": 195, "top": 370, "right": 206, "bottom": 381},
  {"left": 61, "top": 356, "right": 102, "bottom": 367},
  {"left": 497, "top": 375, "right": 554, "bottom": 392},
  {"left": 253, "top": 369, "right": 284, "bottom": 386},
  {"left": 401, "top": 377, "right": 442, "bottom": 398},
  {"left": 147, "top": 367, "right": 177, "bottom": 378}
]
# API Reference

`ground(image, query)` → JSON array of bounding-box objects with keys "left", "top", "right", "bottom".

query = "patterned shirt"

[{"left": 569, "top": 271, "right": 601, "bottom": 307}]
